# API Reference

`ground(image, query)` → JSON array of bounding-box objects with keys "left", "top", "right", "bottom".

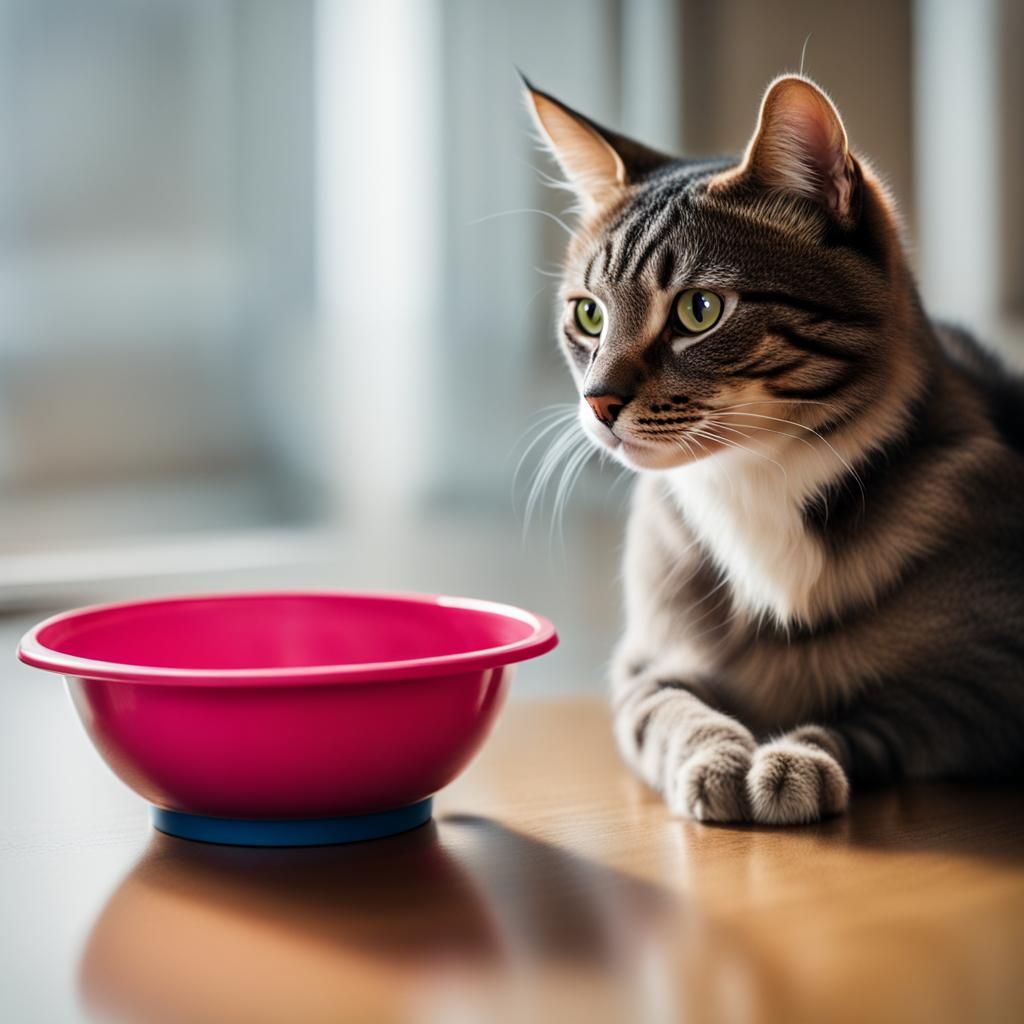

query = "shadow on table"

[
  {"left": 79, "top": 813, "right": 764, "bottom": 1023},
  {"left": 708, "top": 782, "right": 1024, "bottom": 863},
  {"left": 839, "top": 783, "right": 1024, "bottom": 860}
]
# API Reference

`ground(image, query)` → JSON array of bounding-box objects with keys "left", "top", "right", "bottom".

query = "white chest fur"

[{"left": 665, "top": 442, "right": 832, "bottom": 626}]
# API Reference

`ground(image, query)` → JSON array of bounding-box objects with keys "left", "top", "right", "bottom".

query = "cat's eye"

[
  {"left": 672, "top": 289, "right": 723, "bottom": 334},
  {"left": 574, "top": 298, "right": 604, "bottom": 337}
]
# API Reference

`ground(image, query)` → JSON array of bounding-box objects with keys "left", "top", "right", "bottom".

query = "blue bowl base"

[{"left": 151, "top": 797, "right": 433, "bottom": 847}]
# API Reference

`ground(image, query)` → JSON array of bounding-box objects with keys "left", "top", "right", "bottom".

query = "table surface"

[{"left": 3, "top": 677, "right": 1023, "bottom": 1024}]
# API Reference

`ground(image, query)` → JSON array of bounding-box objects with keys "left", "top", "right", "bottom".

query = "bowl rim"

[{"left": 16, "top": 589, "right": 559, "bottom": 686}]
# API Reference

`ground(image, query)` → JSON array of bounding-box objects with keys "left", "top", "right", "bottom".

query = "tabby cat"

[{"left": 524, "top": 74, "right": 1024, "bottom": 824}]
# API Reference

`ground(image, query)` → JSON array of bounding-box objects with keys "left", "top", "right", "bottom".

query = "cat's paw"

[
  {"left": 668, "top": 741, "right": 753, "bottom": 823},
  {"left": 746, "top": 737, "right": 849, "bottom": 825}
]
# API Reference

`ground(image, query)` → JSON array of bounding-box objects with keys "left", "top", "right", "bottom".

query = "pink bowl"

[{"left": 17, "top": 591, "right": 557, "bottom": 846}]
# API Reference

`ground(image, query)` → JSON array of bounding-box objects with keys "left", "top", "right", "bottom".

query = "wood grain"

[{"left": 5, "top": 694, "right": 1023, "bottom": 1023}]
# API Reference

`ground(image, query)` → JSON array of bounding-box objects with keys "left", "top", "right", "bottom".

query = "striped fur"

[{"left": 527, "top": 75, "right": 1024, "bottom": 824}]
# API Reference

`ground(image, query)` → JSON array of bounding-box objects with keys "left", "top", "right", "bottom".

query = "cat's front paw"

[
  {"left": 746, "top": 737, "right": 849, "bottom": 825},
  {"left": 668, "top": 741, "right": 753, "bottom": 823}
]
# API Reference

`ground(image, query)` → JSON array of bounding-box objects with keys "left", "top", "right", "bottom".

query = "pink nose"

[{"left": 586, "top": 394, "right": 625, "bottom": 426}]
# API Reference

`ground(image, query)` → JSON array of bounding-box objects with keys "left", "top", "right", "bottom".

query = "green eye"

[
  {"left": 574, "top": 298, "right": 604, "bottom": 337},
  {"left": 673, "top": 289, "right": 723, "bottom": 334}
]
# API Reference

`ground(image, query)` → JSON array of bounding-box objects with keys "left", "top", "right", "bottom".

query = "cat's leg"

[
  {"left": 613, "top": 656, "right": 756, "bottom": 822},
  {"left": 746, "top": 673, "right": 1021, "bottom": 824}
]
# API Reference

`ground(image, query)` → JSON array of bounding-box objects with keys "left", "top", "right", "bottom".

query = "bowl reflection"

[{"left": 80, "top": 815, "right": 678, "bottom": 1024}]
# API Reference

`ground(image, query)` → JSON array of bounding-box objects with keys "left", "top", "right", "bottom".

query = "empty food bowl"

[{"left": 17, "top": 591, "right": 557, "bottom": 846}]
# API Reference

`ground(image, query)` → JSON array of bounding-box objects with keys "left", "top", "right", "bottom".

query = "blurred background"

[{"left": 1, "top": 0, "right": 1022, "bottom": 694}]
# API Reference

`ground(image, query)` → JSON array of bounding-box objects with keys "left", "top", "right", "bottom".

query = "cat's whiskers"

[
  {"left": 468, "top": 207, "right": 574, "bottom": 237},
  {"left": 523, "top": 421, "right": 587, "bottom": 540},
  {"left": 550, "top": 433, "right": 596, "bottom": 550},
  {"left": 707, "top": 418, "right": 817, "bottom": 453},
  {"left": 686, "top": 426, "right": 791, "bottom": 489},
  {"left": 707, "top": 418, "right": 841, "bottom": 523},
  {"left": 677, "top": 433, "right": 700, "bottom": 464},
  {"left": 514, "top": 153, "right": 577, "bottom": 199},
  {"left": 692, "top": 432, "right": 741, "bottom": 496},
  {"left": 610, "top": 464, "right": 634, "bottom": 496},
  {"left": 533, "top": 265, "right": 565, "bottom": 280},
  {"left": 713, "top": 409, "right": 866, "bottom": 512},
  {"left": 512, "top": 405, "right": 579, "bottom": 503}
]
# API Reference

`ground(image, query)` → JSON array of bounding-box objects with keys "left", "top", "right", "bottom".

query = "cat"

[{"left": 523, "top": 73, "right": 1024, "bottom": 824}]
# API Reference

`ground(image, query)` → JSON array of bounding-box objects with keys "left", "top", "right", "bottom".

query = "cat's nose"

[{"left": 585, "top": 393, "right": 627, "bottom": 427}]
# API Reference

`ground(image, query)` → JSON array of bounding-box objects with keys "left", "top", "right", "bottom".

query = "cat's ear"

[
  {"left": 521, "top": 75, "right": 671, "bottom": 213},
  {"left": 715, "top": 75, "right": 859, "bottom": 224}
]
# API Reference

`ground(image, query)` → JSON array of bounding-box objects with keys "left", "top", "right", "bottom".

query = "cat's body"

[{"left": 525, "top": 74, "right": 1024, "bottom": 823}]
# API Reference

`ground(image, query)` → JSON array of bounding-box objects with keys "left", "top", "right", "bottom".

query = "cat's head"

[{"left": 525, "top": 75, "right": 917, "bottom": 471}]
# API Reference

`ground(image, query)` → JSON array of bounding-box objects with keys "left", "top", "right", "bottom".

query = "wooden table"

[{"left": 3, "top": 685, "right": 1023, "bottom": 1023}]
